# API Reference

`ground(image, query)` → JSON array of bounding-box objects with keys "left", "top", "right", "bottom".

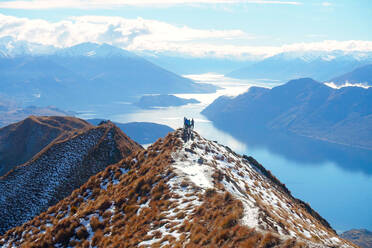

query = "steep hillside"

[
  {"left": 202, "top": 78, "right": 372, "bottom": 150},
  {"left": 329, "top": 64, "right": 372, "bottom": 86},
  {"left": 0, "top": 121, "right": 142, "bottom": 235},
  {"left": 0, "top": 130, "right": 353, "bottom": 247},
  {"left": 0, "top": 116, "right": 91, "bottom": 176}
]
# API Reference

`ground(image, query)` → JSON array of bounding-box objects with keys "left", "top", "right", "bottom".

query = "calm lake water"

[{"left": 78, "top": 73, "right": 372, "bottom": 233}]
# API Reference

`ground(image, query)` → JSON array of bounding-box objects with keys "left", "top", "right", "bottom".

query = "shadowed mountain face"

[
  {"left": 87, "top": 119, "right": 174, "bottom": 144},
  {"left": 0, "top": 130, "right": 352, "bottom": 247},
  {"left": 0, "top": 120, "right": 142, "bottom": 235},
  {"left": 329, "top": 64, "right": 372, "bottom": 86},
  {"left": 0, "top": 43, "right": 216, "bottom": 109},
  {"left": 202, "top": 78, "right": 372, "bottom": 150},
  {"left": 0, "top": 116, "right": 91, "bottom": 177}
]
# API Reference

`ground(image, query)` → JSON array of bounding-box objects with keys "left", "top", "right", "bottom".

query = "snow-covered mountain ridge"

[
  {"left": 1, "top": 36, "right": 372, "bottom": 62},
  {"left": 0, "top": 37, "right": 136, "bottom": 58},
  {"left": 0, "top": 129, "right": 354, "bottom": 247},
  {"left": 171, "top": 131, "right": 349, "bottom": 247}
]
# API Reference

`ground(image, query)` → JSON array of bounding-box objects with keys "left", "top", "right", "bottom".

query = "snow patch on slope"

[{"left": 170, "top": 130, "right": 350, "bottom": 248}]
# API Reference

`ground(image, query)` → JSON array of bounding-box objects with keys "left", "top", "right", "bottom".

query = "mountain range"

[
  {"left": 329, "top": 64, "right": 372, "bottom": 87},
  {"left": 0, "top": 129, "right": 353, "bottom": 247},
  {"left": 0, "top": 117, "right": 142, "bottom": 235},
  {"left": 0, "top": 36, "right": 57, "bottom": 57},
  {"left": 0, "top": 38, "right": 216, "bottom": 110},
  {"left": 202, "top": 78, "right": 372, "bottom": 150},
  {"left": 227, "top": 51, "right": 372, "bottom": 82}
]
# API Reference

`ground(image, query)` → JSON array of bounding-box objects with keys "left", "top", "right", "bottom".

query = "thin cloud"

[
  {"left": 321, "top": 2, "right": 332, "bottom": 7},
  {"left": 1, "top": 14, "right": 371, "bottom": 59},
  {"left": 0, "top": 0, "right": 302, "bottom": 9},
  {"left": 325, "top": 82, "right": 370, "bottom": 89}
]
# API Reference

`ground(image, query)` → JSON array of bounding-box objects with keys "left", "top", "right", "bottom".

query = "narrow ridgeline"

[{"left": 0, "top": 129, "right": 354, "bottom": 247}]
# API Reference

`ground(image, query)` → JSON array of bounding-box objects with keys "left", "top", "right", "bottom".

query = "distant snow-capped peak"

[
  {"left": 0, "top": 36, "right": 57, "bottom": 57},
  {"left": 271, "top": 50, "right": 372, "bottom": 63},
  {"left": 0, "top": 37, "right": 138, "bottom": 58},
  {"left": 54, "top": 42, "right": 138, "bottom": 58}
]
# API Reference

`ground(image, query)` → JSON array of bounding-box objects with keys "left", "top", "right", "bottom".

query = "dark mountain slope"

[
  {"left": 0, "top": 121, "right": 142, "bottom": 235},
  {"left": 329, "top": 64, "right": 372, "bottom": 86},
  {"left": 202, "top": 78, "right": 372, "bottom": 149},
  {"left": 0, "top": 116, "right": 91, "bottom": 176},
  {"left": 0, "top": 130, "right": 353, "bottom": 247}
]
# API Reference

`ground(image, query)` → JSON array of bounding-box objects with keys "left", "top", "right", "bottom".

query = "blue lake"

[{"left": 78, "top": 73, "right": 372, "bottom": 233}]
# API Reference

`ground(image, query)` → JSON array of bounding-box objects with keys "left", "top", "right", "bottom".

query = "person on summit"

[{"left": 183, "top": 117, "right": 194, "bottom": 141}]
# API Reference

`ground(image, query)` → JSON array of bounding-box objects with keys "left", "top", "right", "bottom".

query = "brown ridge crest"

[{"left": 0, "top": 129, "right": 355, "bottom": 247}]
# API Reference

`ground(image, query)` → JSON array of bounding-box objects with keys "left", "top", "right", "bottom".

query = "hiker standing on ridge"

[{"left": 183, "top": 117, "right": 194, "bottom": 141}]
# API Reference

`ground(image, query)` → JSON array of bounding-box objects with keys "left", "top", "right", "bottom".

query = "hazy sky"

[{"left": 0, "top": 0, "right": 371, "bottom": 58}]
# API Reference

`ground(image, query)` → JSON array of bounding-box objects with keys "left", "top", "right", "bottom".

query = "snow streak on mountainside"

[
  {"left": 0, "top": 116, "right": 91, "bottom": 177},
  {"left": 0, "top": 121, "right": 142, "bottom": 235},
  {"left": 170, "top": 132, "right": 350, "bottom": 247},
  {"left": 0, "top": 130, "right": 353, "bottom": 247}
]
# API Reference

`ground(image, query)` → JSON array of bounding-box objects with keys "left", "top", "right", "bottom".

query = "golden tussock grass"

[{"left": 0, "top": 132, "right": 322, "bottom": 248}]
